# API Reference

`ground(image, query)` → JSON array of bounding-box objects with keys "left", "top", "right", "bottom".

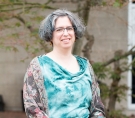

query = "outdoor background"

[{"left": 0, "top": 0, "right": 135, "bottom": 118}]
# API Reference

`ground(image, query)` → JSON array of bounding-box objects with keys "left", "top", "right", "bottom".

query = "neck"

[{"left": 51, "top": 47, "right": 73, "bottom": 60}]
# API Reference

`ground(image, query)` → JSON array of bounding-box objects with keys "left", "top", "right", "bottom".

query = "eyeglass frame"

[{"left": 53, "top": 26, "right": 75, "bottom": 34}]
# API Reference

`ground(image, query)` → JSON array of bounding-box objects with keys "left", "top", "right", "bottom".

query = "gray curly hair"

[{"left": 39, "top": 9, "right": 85, "bottom": 42}]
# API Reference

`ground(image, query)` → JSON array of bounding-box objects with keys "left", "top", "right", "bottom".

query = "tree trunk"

[
  {"left": 73, "top": 39, "right": 84, "bottom": 55},
  {"left": 73, "top": 0, "right": 91, "bottom": 55},
  {"left": 82, "top": 34, "right": 94, "bottom": 62},
  {"left": 108, "top": 50, "right": 122, "bottom": 111}
]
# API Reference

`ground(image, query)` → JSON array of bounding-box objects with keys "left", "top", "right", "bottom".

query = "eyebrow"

[{"left": 55, "top": 26, "right": 73, "bottom": 29}]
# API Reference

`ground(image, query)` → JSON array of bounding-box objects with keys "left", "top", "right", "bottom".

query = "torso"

[{"left": 38, "top": 55, "right": 92, "bottom": 118}]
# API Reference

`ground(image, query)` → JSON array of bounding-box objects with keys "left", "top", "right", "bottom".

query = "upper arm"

[
  {"left": 23, "top": 59, "right": 48, "bottom": 118},
  {"left": 90, "top": 78, "right": 105, "bottom": 117},
  {"left": 88, "top": 61, "right": 106, "bottom": 118}
]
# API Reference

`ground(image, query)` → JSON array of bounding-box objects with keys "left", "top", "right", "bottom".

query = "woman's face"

[{"left": 52, "top": 16, "right": 75, "bottom": 50}]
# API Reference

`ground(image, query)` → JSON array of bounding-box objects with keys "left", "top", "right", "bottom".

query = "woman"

[{"left": 23, "top": 9, "right": 106, "bottom": 118}]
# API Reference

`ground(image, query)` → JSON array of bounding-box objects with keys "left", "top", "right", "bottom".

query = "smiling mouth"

[
  {"left": 61, "top": 38, "right": 70, "bottom": 41},
  {"left": 61, "top": 39, "right": 70, "bottom": 43}
]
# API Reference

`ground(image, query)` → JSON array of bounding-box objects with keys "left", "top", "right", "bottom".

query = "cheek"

[
  {"left": 72, "top": 32, "right": 76, "bottom": 39},
  {"left": 52, "top": 33, "right": 62, "bottom": 43}
]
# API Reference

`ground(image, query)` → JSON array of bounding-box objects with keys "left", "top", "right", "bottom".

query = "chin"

[
  {"left": 62, "top": 42, "right": 74, "bottom": 48},
  {"left": 62, "top": 46, "right": 72, "bottom": 49},
  {"left": 62, "top": 45, "right": 73, "bottom": 49}
]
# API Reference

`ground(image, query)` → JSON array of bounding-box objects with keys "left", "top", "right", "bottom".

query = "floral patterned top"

[{"left": 23, "top": 55, "right": 106, "bottom": 118}]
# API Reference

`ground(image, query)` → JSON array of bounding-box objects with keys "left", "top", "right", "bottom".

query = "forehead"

[{"left": 55, "top": 16, "right": 72, "bottom": 28}]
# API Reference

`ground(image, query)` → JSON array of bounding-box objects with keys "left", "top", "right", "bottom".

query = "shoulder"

[
  {"left": 75, "top": 55, "right": 95, "bottom": 72},
  {"left": 28, "top": 55, "right": 44, "bottom": 77},
  {"left": 28, "top": 55, "right": 45, "bottom": 71},
  {"left": 75, "top": 55, "right": 88, "bottom": 60},
  {"left": 30, "top": 55, "right": 45, "bottom": 65},
  {"left": 75, "top": 55, "right": 89, "bottom": 63}
]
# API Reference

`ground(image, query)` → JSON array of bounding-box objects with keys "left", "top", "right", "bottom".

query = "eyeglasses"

[{"left": 54, "top": 26, "right": 74, "bottom": 34}]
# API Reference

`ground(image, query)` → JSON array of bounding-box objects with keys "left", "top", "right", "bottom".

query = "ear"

[{"left": 50, "top": 40, "right": 53, "bottom": 46}]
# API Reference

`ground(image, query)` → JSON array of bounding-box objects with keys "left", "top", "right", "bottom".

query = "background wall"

[{"left": 0, "top": 2, "right": 133, "bottom": 115}]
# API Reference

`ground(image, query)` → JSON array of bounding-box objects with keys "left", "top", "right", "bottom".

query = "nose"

[{"left": 63, "top": 29, "right": 68, "bottom": 35}]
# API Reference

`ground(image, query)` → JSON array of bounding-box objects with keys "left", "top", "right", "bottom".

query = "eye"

[
  {"left": 56, "top": 28, "right": 63, "bottom": 32},
  {"left": 67, "top": 27, "right": 74, "bottom": 31}
]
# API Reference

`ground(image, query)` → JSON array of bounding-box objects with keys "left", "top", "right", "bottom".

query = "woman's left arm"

[
  {"left": 90, "top": 79, "right": 106, "bottom": 118},
  {"left": 88, "top": 61, "right": 106, "bottom": 118}
]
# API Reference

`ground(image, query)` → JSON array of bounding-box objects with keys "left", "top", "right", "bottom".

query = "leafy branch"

[
  {"left": 0, "top": 0, "right": 56, "bottom": 12},
  {"left": 102, "top": 46, "right": 135, "bottom": 67}
]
